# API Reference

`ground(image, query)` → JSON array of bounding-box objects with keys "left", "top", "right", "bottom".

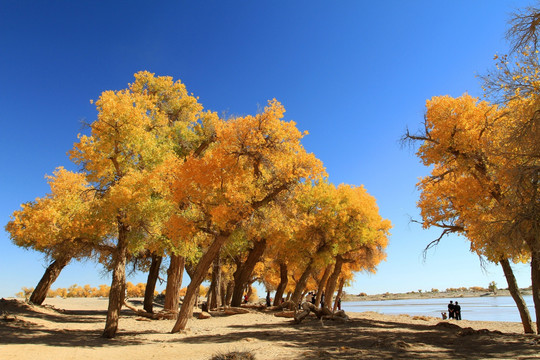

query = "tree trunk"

[
  {"left": 220, "top": 280, "right": 227, "bottom": 307},
  {"left": 285, "top": 291, "right": 291, "bottom": 301},
  {"left": 29, "top": 256, "right": 71, "bottom": 305},
  {"left": 315, "top": 264, "right": 332, "bottom": 308},
  {"left": 300, "top": 290, "right": 308, "bottom": 304},
  {"left": 164, "top": 254, "right": 185, "bottom": 313},
  {"left": 333, "top": 277, "right": 345, "bottom": 312},
  {"left": 324, "top": 255, "right": 344, "bottom": 310},
  {"left": 290, "top": 260, "right": 314, "bottom": 306},
  {"left": 185, "top": 260, "right": 196, "bottom": 279},
  {"left": 209, "top": 254, "right": 222, "bottom": 310},
  {"left": 225, "top": 280, "right": 234, "bottom": 306},
  {"left": 531, "top": 248, "right": 540, "bottom": 334},
  {"left": 231, "top": 239, "right": 267, "bottom": 306},
  {"left": 195, "top": 286, "right": 200, "bottom": 308},
  {"left": 143, "top": 254, "right": 162, "bottom": 313},
  {"left": 206, "top": 280, "right": 214, "bottom": 308},
  {"left": 103, "top": 221, "right": 128, "bottom": 338},
  {"left": 273, "top": 262, "right": 288, "bottom": 306},
  {"left": 171, "top": 234, "right": 228, "bottom": 332},
  {"left": 246, "top": 285, "right": 254, "bottom": 301},
  {"left": 499, "top": 257, "right": 535, "bottom": 333}
]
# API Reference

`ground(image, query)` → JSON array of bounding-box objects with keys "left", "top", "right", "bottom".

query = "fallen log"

[
  {"left": 123, "top": 300, "right": 177, "bottom": 320},
  {"left": 197, "top": 311, "right": 212, "bottom": 319},
  {"left": 223, "top": 307, "right": 251, "bottom": 315},
  {"left": 274, "top": 311, "right": 296, "bottom": 318},
  {"left": 242, "top": 303, "right": 266, "bottom": 310}
]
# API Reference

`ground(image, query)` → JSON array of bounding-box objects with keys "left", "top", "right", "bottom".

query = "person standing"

[
  {"left": 448, "top": 300, "right": 455, "bottom": 319},
  {"left": 454, "top": 301, "right": 461, "bottom": 320}
]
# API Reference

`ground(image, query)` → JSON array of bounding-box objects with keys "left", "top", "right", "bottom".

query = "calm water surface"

[{"left": 342, "top": 295, "right": 534, "bottom": 322}]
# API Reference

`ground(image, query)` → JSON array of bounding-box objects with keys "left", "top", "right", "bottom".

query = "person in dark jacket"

[
  {"left": 454, "top": 301, "right": 461, "bottom": 320},
  {"left": 448, "top": 300, "right": 455, "bottom": 319}
]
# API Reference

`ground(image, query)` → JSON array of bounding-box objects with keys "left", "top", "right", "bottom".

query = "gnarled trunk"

[
  {"left": 209, "top": 254, "right": 222, "bottom": 310},
  {"left": 172, "top": 234, "right": 228, "bottom": 333},
  {"left": 143, "top": 254, "right": 162, "bottom": 313},
  {"left": 333, "top": 277, "right": 345, "bottom": 312},
  {"left": 500, "top": 257, "right": 534, "bottom": 333},
  {"left": 103, "top": 221, "right": 128, "bottom": 338},
  {"left": 164, "top": 254, "right": 185, "bottom": 313},
  {"left": 231, "top": 239, "right": 267, "bottom": 306},
  {"left": 290, "top": 260, "right": 314, "bottom": 306},
  {"left": 315, "top": 264, "right": 332, "bottom": 308},
  {"left": 273, "top": 262, "right": 288, "bottom": 306},
  {"left": 29, "top": 256, "right": 71, "bottom": 305},
  {"left": 324, "top": 255, "right": 344, "bottom": 310}
]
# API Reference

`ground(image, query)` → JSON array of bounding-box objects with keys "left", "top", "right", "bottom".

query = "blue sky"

[{"left": 0, "top": 0, "right": 533, "bottom": 298}]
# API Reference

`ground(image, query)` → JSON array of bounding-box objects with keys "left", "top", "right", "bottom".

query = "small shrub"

[
  {"left": 469, "top": 286, "right": 485, "bottom": 292},
  {"left": 431, "top": 288, "right": 439, "bottom": 293},
  {"left": 211, "top": 350, "right": 255, "bottom": 360},
  {"left": 358, "top": 292, "right": 367, "bottom": 297}
]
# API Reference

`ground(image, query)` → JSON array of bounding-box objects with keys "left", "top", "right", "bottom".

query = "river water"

[{"left": 342, "top": 295, "right": 535, "bottom": 322}]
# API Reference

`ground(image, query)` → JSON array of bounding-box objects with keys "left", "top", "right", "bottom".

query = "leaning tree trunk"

[
  {"left": 500, "top": 257, "right": 535, "bottom": 333},
  {"left": 530, "top": 247, "right": 540, "bottom": 334},
  {"left": 324, "top": 255, "right": 344, "bottom": 310},
  {"left": 273, "top": 262, "right": 288, "bottom": 306},
  {"left": 231, "top": 239, "right": 267, "bottom": 306},
  {"left": 172, "top": 233, "right": 228, "bottom": 333},
  {"left": 333, "top": 277, "right": 345, "bottom": 312},
  {"left": 143, "top": 254, "right": 162, "bottom": 313},
  {"left": 315, "top": 264, "right": 332, "bottom": 307},
  {"left": 164, "top": 254, "right": 185, "bottom": 313},
  {"left": 103, "top": 221, "right": 129, "bottom": 338},
  {"left": 290, "top": 260, "right": 314, "bottom": 306},
  {"left": 29, "top": 256, "right": 71, "bottom": 305},
  {"left": 209, "top": 254, "right": 222, "bottom": 310}
]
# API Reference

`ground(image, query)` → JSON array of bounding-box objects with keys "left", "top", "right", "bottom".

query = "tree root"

[{"left": 293, "top": 302, "right": 349, "bottom": 324}]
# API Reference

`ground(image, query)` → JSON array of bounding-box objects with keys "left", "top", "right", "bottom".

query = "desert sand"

[{"left": 1, "top": 297, "right": 539, "bottom": 359}]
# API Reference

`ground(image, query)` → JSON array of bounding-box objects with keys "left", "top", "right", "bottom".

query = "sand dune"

[{"left": 1, "top": 297, "right": 539, "bottom": 359}]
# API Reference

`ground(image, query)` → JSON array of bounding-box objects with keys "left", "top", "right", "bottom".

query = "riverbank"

[
  {"left": 342, "top": 288, "right": 532, "bottom": 302},
  {"left": 1, "top": 297, "right": 538, "bottom": 359}
]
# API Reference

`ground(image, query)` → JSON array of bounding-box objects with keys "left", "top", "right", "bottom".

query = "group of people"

[
  {"left": 447, "top": 300, "right": 462, "bottom": 320},
  {"left": 305, "top": 291, "right": 341, "bottom": 310},
  {"left": 306, "top": 291, "right": 325, "bottom": 308}
]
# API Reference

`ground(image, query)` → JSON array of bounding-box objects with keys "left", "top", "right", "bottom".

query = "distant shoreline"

[{"left": 342, "top": 288, "right": 532, "bottom": 302}]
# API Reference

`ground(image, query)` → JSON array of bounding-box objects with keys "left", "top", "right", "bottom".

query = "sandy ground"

[{"left": 1, "top": 297, "right": 539, "bottom": 360}]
